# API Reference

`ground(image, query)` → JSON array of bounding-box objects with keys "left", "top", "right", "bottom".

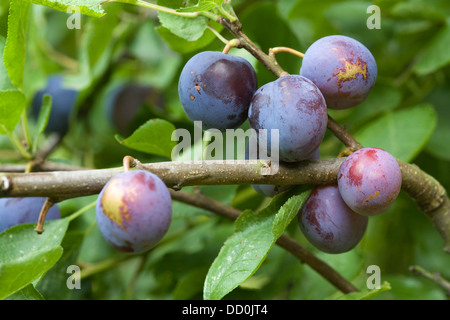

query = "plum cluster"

[
  {"left": 178, "top": 35, "right": 401, "bottom": 254},
  {"left": 300, "top": 147, "right": 402, "bottom": 254}
]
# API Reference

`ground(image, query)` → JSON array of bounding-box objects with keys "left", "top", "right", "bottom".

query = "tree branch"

[
  {"left": 0, "top": 158, "right": 449, "bottom": 252},
  {"left": 169, "top": 188, "right": 359, "bottom": 294}
]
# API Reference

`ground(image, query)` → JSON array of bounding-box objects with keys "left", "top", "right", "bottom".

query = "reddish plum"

[{"left": 337, "top": 147, "right": 402, "bottom": 216}]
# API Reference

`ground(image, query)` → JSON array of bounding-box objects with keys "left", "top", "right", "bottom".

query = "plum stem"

[
  {"left": 269, "top": 46, "right": 305, "bottom": 59},
  {"left": 34, "top": 197, "right": 56, "bottom": 234},
  {"left": 222, "top": 38, "right": 241, "bottom": 54}
]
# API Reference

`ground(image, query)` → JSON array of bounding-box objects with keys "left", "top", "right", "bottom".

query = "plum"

[
  {"left": 298, "top": 185, "right": 368, "bottom": 254},
  {"left": 178, "top": 51, "right": 257, "bottom": 131},
  {"left": 300, "top": 35, "right": 377, "bottom": 109},
  {"left": 31, "top": 75, "right": 79, "bottom": 136},
  {"left": 337, "top": 147, "right": 402, "bottom": 216},
  {"left": 105, "top": 83, "right": 165, "bottom": 136},
  {"left": 0, "top": 197, "right": 61, "bottom": 233},
  {"left": 95, "top": 170, "right": 172, "bottom": 253},
  {"left": 248, "top": 75, "right": 327, "bottom": 163}
]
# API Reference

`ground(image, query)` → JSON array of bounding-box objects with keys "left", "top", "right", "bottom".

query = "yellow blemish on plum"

[
  {"left": 364, "top": 190, "right": 380, "bottom": 202},
  {"left": 101, "top": 178, "right": 139, "bottom": 231},
  {"left": 334, "top": 57, "right": 367, "bottom": 87}
]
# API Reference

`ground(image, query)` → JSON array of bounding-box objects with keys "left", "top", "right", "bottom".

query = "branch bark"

[{"left": 0, "top": 158, "right": 449, "bottom": 252}]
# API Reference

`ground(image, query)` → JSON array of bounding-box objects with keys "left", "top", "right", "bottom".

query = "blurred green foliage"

[{"left": 0, "top": 0, "right": 449, "bottom": 300}]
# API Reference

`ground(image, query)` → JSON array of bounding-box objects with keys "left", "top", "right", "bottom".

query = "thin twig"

[{"left": 409, "top": 265, "right": 450, "bottom": 297}]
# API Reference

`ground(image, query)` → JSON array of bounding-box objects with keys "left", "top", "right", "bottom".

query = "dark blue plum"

[
  {"left": 298, "top": 185, "right": 368, "bottom": 254},
  {"left": 178, "top": 51, "right": 257, "bottom": 131},
  {"left": 0, "top": 197, "right": 61, "bottom": 233},
  {"left": 31, "top": 75, "right": 79, "bottom": 136},
  {"left": 337, "top": 147, "right": 402, "bottom": 216},
  {"left": 248, "top": 75, "right": 327, "bottom": 163},
  {"left": 105, "top": 83, "right": 165, "bottom": 135},
  {"left": 96, "top": 170, "right": 172, "bottom": 253},
  {"left": 300, "top": 35, "right": 377, "bottom": 109}
]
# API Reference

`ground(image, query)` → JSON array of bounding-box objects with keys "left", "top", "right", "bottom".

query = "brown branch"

[
  {"left": 326, "top": 115, "right": 363, "bottom": 150},
  {"left": 218, "top": 18, "right": 287, "bottom": 78},
  {"left": 409, "top": 265, "right": 450, "bottom": 298},
  {"left": 169, "top": 188, "right": 359, "bottom": 294},
  {"left": 0, "top": 158, "right": 449, "bottom": 252},
  {"left": 0, "top": 159, "right": 342, "bottom": 201}
]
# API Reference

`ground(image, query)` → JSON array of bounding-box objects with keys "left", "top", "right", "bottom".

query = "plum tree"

[
  {"left": 0, "top": 197, "right": 61, "bottom": 233},
  {"left": 298, "top": 185, "right": 368, "bottom": 254},
  {"left": 178, "top": 51, "right": 257, "bottom": 131},
  {"left": 337, "top": 147, "right": 402, "bottom": 216},
  {"left": 31, "top": 75, "right": 79, "bottom": 136},
  {"left": 300, "top": 35, "right": 377, "bottom": 109},
  {"left": 248, "top": 75, "right": 327, "bottom": 163},
  {"left": 95, "top": 169, "right": 172, "bottom": 253}
]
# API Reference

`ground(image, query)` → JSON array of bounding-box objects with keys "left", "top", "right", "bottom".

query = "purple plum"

[
  {"left": 298, "top": 185, "right": 368, "bottom": 254},
  {"left": 300, "top": 35, "right": 377, "bottom": 109},
  {"left": 178, "top": 51, "right": 257, "bottom": 131},
  {"left": 337, "top": 147, "right": 402, "bottom": 216},
  {"left": 248, "top": 75, "right": 327, "bottom": 163},
  {"left": 96, "top": 170, "right": 172, "bottom": 253},
  {"left": 0, "top": 197, "right": 61, "bottom": 233}
]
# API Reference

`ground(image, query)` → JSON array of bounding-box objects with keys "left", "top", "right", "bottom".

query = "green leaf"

[
  {"left": 25, "top": 0, "right": 105, "bottom": 17},
  {"left": 5, "top": 284, "right": 45, "bottom": 300},
  {"left": 156, "top": 21, "right": 223, "bottom": 54},
  {"left": 157, "top": 0, "right": 208, "bottom": 41},
  {"left": 118, "top": 118, "right": 177, "bottom": 158},
  {"left": 173, "top": 267, "right": 208, "bottom": 299},
  {"left": 3, "top": 0, "right": 30, "bottom": 91},
  {"left": 177, "top": 0, "right": 223, "bottom": 13},
  {"left": 354, "top": 104, "right": 437, "bottom": 162},
  {"left": 0, "top": 36, "right": 15, "bottom": 91},
  {"left": 203, "top": 186, "right": 312, "bottom": 300},
  {"left": 413, "top": 23, "right": 450, "bottom": 75},
  {"left": 343, "top": 83, "right": 402, "bottom": 129},
  {"left": 337, "top": 281, "right": 391, "bottom": 300},
  {"left": 0, "top": 90, "right": 27, "bottom": 135},
  {"left": 425, "top": 88, "right": 450, "bottom": 161},
  {"left": 36, "top": 230, "right": 85, "bottom": 299},
  {"left": 390, "top": 2, "right": 447, "bottom": 22},
  {"left": 0, "top": 218, "right": 70, "bottom": 299},
  {"left": 32, "top": 94, "right": 52, "bottom": 152}
]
